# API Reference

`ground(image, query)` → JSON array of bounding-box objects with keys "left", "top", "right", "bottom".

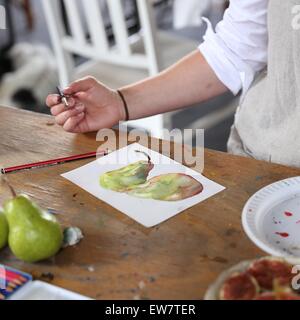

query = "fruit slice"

[
  {"left": 219, "top": 272, "right": 260, "bottom": 300},
  {"left": 126, "top": 173, "right": 203, "bottom": 201},
  {"left": 100, "top": 151, "right": 154, "bottom": 192},
  {"left": 247, "top": 257, "right": 293, "bottom": 290}
]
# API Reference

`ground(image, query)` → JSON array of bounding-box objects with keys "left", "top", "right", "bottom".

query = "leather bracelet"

[{"left": 116, "top": 90, "right": 130, "bottom": 122}]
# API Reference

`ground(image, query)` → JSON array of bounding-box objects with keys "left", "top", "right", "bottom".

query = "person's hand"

[{"left": 46, "top": 77, "right": 125, "bottom": 133}]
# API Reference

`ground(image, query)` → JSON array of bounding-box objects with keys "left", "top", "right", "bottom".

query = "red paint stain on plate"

[
  {"left": 284, "top": 211, "right": 293, "bottom": 217},
  {"left": 275, "top": 232, "right": 290, "bottom": 238},
  {"left": 296, "top": 220, "right": 300, "bottom": 224}
]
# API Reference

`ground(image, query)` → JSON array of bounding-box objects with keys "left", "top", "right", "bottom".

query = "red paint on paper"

[{"left": 275, "top": 232, "right": 290, "bottom": 238}]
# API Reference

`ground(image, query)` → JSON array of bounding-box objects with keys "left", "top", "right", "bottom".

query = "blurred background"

[{"left": 0, "top": 0, "right": 237, "bottom": 151}]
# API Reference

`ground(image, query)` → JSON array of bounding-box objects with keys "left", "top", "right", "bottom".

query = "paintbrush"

[
  {"left": 56, "top": 86, "right": 69, "bottom": 108},
  {"left": 0, "top": 149, "right": 110, "bottom": 174}
]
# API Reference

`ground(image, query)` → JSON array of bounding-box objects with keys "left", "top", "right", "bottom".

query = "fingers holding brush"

[
  {"left": 46, "top": 94, "right": 61, "bottom": 107},
  {"left": 46, "top": 86, "right": 75, "bottom": 111},
  {"left": 50, "top": 103, "right": 67, "bottom": 116},
  {"left": 63, "top": 113, "right": 85, "bottom": 133},
  {"left": 56, "top": 86, "right": 70, "bottom": 107},
  {"left": 50, "top": 97, "right": 76, "bottom": 116},
  {"left": 54, "top": 104, "right": 85, "bottom": 126}
]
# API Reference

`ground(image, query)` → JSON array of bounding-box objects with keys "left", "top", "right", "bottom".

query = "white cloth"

[
  {"left": 199, "top": 0, "right": 269, "bottom": 96},
  {"left": 173, "top": 0, "right": 211, "bottom": 29}
]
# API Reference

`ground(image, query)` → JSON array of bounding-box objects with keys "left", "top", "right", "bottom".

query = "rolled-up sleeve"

[{"left": 199, "top": 0, "right": 269, "bottom": 95}]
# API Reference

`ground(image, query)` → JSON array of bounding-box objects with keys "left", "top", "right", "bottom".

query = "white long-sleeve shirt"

[{"left": 199, "top": 0, "right": 269, "bottom": 96}]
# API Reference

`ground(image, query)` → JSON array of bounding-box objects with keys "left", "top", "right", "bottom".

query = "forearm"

[{"left": 120, "top": 50, "right": 228, "bottom": 120}]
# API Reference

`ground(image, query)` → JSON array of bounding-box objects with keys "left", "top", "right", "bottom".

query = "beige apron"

[{"left": 228, "top": 0, "right": 300, "bottom": 167}]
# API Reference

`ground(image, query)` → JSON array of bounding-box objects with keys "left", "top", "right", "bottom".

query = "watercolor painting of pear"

[{"left": 99, "top": 151, "right": 203, "bottom": 201}]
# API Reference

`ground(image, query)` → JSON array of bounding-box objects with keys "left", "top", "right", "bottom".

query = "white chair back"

[{"left": 42, "top": 0, "right": 161, "bottom": 87}]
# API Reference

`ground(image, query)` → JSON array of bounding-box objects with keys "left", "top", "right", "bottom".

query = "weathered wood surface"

[{"left": 1, "top": 106, "right": 300, "bottom": 300}]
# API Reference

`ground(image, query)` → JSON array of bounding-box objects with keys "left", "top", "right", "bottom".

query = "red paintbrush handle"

[{"left": 1, "top": 150, "right": 107, "bottom": 174}]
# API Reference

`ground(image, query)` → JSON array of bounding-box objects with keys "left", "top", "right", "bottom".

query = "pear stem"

[
  {"left": 1, "top": 174, "right": 17, "bottom": 198},
  {"left": 135, "top": 150, "right": 151, "bottom": 163}
]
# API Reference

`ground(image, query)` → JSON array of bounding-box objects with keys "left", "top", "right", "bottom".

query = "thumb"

[{"left": 64, "top": 77, "right": 97, "bottom": 95}]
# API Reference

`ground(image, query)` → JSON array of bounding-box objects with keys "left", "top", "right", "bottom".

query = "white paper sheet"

[{"left": 61, "top": 143, "right": 225, "bottom": 227}]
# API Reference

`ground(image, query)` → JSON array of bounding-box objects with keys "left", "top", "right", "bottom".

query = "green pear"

[
  {"left": 0, "top": 211, "right": 8, "bottom": 250},
  {"left": 100, "top": 151, "right": 154, "bottom": 192},
  {"left": 4, "top": 195, "right": 63, "bottom": 263},
  {"left": 127, "top": 173, "right": 203, "bottom": 201}
]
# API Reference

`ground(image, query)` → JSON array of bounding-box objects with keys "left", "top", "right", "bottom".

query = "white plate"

[{"left": 242, "top": 177, "right": 300, "bottom": 258}]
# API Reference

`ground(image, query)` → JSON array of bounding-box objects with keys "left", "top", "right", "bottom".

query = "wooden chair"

[{"left": 42, "top": 0, "right": 197, "bottom": 138}]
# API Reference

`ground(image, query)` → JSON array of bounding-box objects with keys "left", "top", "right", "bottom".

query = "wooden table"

[{"left": 1, "top": 105, "right": 300, "bottom": 300}]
